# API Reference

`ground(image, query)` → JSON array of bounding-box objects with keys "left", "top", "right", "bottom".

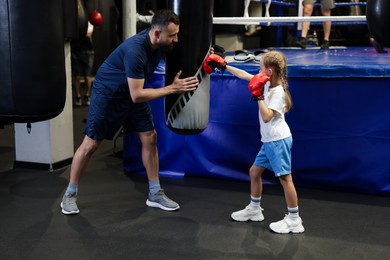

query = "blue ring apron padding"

[{"left": 125, "top": 47, "right": 390, "bottom": 195}]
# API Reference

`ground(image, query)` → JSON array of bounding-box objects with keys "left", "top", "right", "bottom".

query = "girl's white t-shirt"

[{"left": 259, "top": 83, "right": 292, "bottom": 142}]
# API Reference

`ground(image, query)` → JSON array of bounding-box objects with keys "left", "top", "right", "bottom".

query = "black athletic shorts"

[{"left": 84, "top": 89, "right": 155, "bottom": 140}]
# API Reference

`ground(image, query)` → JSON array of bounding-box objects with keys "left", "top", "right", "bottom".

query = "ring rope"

[
  {"left": 257, "top": 21, "right": 366, "bottom": 27},
  {"left": 256, "top": 0, "right": 367, "bottom": 7},
  {"left": 242, "top": 1, "right": 367, "bottom": 29},
  {"left": 213, "top": 15, "right": 366, "bottom": 25}
]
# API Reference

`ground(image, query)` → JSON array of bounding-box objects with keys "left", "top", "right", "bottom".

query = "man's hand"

[{"left": 169, "top": 70, "right": 198, "bottom": 94}]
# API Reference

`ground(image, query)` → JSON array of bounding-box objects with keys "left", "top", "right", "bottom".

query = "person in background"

[
  {"left": 71, "top": 21, "right": 95, "bottom": 106},
  {"left": 295, "top": 0, "right": 335, "bottom": 49}
]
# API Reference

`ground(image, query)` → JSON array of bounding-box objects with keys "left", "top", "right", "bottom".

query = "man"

[
  {"left": 295, "top": 0, "right": 335, "bottom": 49},
  {"left": 61, "top": 9, "right": 199, "bottom": 215}
]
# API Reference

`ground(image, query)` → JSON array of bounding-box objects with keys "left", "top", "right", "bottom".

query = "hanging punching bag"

[
  {"left": 63, "top": 0, "right": 88, "bottom": 41},
  {"left": 76, "top": 0, "right": 89, "bottom": 39},
  {"left": 165, "top": 0, "right": 214, "bottom": 134},
  {"left": 0, "top": 0, "right": 66, "bottom": 125},
  {"left": 366, "top": 0, "right": 390, "bottom": 47}
]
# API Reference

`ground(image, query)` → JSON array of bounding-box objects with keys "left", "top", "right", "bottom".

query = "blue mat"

[{"left": 225, "top": 46, "right": 390, "bottom": 77}]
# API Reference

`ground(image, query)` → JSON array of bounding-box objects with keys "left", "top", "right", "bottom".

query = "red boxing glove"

[
  {"left": 203, "top": 54, "right": 227, "bottom": 74},
  {"left": 247, "top": 72, "right": 270, "bottom": 100}
]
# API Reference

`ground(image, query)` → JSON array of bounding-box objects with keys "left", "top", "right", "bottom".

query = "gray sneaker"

[
  {"left": 146, "top": 189, "right": 180, "bottom": 211},
  {"left": 60, "top": 192, "right": 80, "bottom": 215}
]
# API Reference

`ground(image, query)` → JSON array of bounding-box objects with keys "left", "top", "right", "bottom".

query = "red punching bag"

[
  {"left": 366, "top": 0, "right": 390, "bottom": 47},
  {"left": 164, "top": 0, "right": 214, "bottom": 134}
]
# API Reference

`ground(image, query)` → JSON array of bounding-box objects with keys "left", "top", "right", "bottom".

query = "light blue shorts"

[{"left": 253, "top": 136, "right": 292, "bottom": 177}]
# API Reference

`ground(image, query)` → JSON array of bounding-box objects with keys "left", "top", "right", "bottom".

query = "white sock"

[
  {"left": 288, "top": 206, "right": 299, "bottom": 218},
  {"left": 249, "top": 195, "right": 261, "bottom": 208}
]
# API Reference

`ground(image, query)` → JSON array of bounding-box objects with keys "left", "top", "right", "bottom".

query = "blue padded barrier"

[{"left": 124, "top": 47, "right": 390, "bottom": 195}]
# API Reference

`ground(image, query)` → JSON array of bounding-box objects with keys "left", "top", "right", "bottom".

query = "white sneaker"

[
  {"left": 269, "top": 215, "right": 304, "bottom": 234},
  {"left": 74, "top": 97, "right": 82, "bottom": 106},
  {"left": 231, "top": 205, "right": 264, "bottom": 222},
  {"left": 85, "top": 96, "right": 90, "bottom": 106}
]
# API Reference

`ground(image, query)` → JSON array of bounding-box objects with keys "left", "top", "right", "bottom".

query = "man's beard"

[{"left": 163, "top": 44, "right": 174, "bottom": 54}]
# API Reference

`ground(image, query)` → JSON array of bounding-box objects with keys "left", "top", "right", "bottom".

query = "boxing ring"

[
  {"left": 123, "top": 0, "right": 390, "bottom": 195},
  {"left": 123, "top": 46, "right": 390, "bottom": 195},
  {"left": 216, "top": 0, "right": 368, "bottom": 46}
]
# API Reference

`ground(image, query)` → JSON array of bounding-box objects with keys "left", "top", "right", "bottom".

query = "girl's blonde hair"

[{"left": 261, "top": 51, "right": 293, "bottom": 112}]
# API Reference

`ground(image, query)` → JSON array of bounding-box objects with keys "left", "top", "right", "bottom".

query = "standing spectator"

[
  {"left": 71, "top": 21, "right": 95, "bottom": 106},
  {"left": 295, "top": 0, "right": 335, "bottom": 49}
]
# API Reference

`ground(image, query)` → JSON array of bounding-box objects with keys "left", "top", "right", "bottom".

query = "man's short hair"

[{"left": 151, "top": 9, "right": 180, "bottom": 30}]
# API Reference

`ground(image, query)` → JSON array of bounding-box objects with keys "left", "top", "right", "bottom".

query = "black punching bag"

[
  {"left": 76, "top": 0, "right": 89, "bottom": 39},
  {"left": 165, "top": 0, "right": 214, "bottom": 134},
  {"left": 0, "top": 0, "right": 66, "bottom": 124},
  {"left": 366, "top": 0, "right": 390, "bottom": 47},
  {"left": 63, "top": 0, "right": 88, "bottom": 41}
]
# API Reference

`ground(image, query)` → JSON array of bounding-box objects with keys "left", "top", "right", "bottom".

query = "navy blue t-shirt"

[{"left": 93, "top": 29, "right": 163, "bottom": 97}]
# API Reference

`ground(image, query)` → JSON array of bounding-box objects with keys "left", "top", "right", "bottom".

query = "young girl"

[{"left": 226, "top": 51, "right": 304, "bottom": 233}]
